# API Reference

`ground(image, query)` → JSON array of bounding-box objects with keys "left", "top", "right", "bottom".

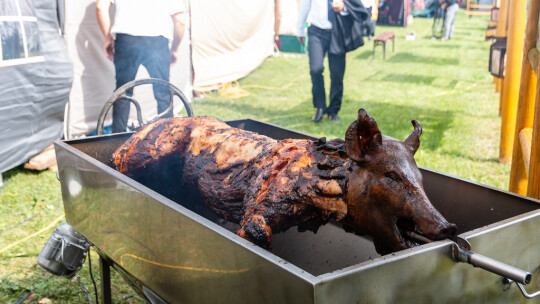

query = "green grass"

[
  {"left": 0, "top": 11, "right": 506, "bottom": 302},
  {"left": 194, "top": 12, "right": 507, "bottom": 189}
]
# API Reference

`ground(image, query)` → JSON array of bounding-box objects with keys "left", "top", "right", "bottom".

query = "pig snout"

[{"left": 413, "top": 204, "right": 457, "bottom": 241}]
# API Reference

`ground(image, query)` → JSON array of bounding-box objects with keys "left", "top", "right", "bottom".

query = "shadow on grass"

[
  {"left": 355, "top": 50, "right": 374, "bottom": 60},
  {"left": 383, "top": 73, "right": 436, "bottom": 85},
  {"left": 447, "top": 79, "right": 459, "bottom": 89},
  {"left": 387, "top": 52, "right": 459, "bottom": 65},
  {"left": 3, "top": 165, "right": 40, "bottom": 181},
  {"left": 427, "top": 44, "right": 461, "bottom": 48},
  {"left": 198, "top": 97, "right": 454, "bottom": 152},
  {"left": 295, "top": 99, "right": 452, "bottom": 152},
  {"left": 194, "top": 97, "right": 315, "bottom": 126},
  {"left": 360, "top": 71, "right": 457, "bottom": 88}
]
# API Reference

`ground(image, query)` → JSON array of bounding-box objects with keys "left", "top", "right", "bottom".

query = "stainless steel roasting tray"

[{"left": 55, "top": 118, "right": 540, "bottom": 303}]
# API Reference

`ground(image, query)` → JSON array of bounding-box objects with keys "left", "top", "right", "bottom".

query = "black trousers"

[
  {"left": 308, "top": 26, "right": 346, "bottom": 115},
  {"left": 112, "top": 34, "right": 172, "bottom": 133}
]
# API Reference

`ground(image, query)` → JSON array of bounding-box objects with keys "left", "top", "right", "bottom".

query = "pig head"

[{"left": 343, "top": 109, "right": 456, "bottom": 254}]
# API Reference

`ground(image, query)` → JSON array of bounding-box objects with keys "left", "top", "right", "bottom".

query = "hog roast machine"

[{"left": 51, "top": 80, "right": 540, "bottom": 303}]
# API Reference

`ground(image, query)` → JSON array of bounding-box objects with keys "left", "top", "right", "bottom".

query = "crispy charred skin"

[
  {"left": 113, "top": 110, "right": 457, "bottom": 254},
  {"left": 113, "top": 117, "right": 349, "bottom": 248}
]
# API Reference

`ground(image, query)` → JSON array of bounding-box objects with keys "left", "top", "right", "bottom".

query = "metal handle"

[
  {"left": 451, "top": 237, "right": 540, "bottom": 299},
  {"left": 451, "top": 242, "right": 532, "bottom": 285},
  {"left": 515, "top": 282, "right": 540, "bottom": 299},
  {"left": 96, "top": 78, "right": 194, "bottom": 135}
]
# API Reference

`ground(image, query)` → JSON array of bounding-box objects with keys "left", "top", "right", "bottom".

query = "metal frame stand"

[{"left": 99, "top": 255, "right": 113, "bottom": 304}]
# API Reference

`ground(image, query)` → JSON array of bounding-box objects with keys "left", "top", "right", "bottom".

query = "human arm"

[
  {"left": 95, "top": 0, "right": 114, "bottom": 60},
  {"left": 296, "top": 0, "right": 311, "bottom": 45},
  {"left": 439, "top": 0, "right": 448, "bottom": 9},
  {"left": 372, "top": 0, "right": 379, "bottom": 18},
  {"left": 274, "top": 0, "right": 281, "bottom": 43},
  {"left": 170, "top": 12, "right": 185, "bottom": 66}
]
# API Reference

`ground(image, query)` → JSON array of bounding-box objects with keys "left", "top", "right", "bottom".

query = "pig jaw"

[{"left": 343, "top": 165, "right": 456, "bottom": 255}]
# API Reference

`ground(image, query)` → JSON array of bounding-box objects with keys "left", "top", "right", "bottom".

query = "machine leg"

[
  {"left": 99, "top": 256, "right": 113, "bottom": 304},
  {"left": 383, "top": 42, "right": 386, "bottom": 60}
]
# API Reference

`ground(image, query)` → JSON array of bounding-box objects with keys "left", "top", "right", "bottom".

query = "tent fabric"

[
  {"left": 277, "top": 0, "right": 302, "bottom": 35},
  {"left": 378, "top": 0, "right": 407, "bottom": 26},
  {"left": 64, "top": 0, "right": 193, "bottom": 137},
  {"left": 191, "top": 0, "right": 274, "bottom": 90},
  {"left": 0, "top": 0, "right": 73, "bottom": 173}
]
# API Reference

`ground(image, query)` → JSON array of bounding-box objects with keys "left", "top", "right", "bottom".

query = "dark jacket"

[{"left": 329, "top": 0, "right": 369, "bottom": 55}]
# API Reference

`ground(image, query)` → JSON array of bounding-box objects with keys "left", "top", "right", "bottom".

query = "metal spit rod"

[{"left": 451, "top": 236, "right": 532, "bottom": 286}]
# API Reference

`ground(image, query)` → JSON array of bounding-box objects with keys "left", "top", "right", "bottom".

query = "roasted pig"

[{"left": 112, "top": 109, "right": 456, "bottom": 254}]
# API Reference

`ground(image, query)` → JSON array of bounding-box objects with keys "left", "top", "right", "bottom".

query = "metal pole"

[
  {"left": 499, "top": 0, "right": 527, "bottom": 163},
  {"left": 99, "top": 255, "right": 112, "bottom": 304}
]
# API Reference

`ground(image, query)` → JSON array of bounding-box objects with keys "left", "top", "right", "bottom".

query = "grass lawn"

[{"left": 0, "top": 11, "right": 505, "bottom": 303}]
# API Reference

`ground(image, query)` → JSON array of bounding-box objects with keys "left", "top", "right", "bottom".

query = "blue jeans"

[
  {"left": 112, "top": 34, "right": 172, "bottom": 133},
  {"left": 308, "top": 26, "right": 346, "bottom": 116},
  {"left": 443, "top": 3, "right": 459, "bottom": 40}
]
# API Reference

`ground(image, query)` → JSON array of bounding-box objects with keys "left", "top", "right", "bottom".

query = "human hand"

[
  {"left": 297, "top": 36, "right": 305, "bottom": 46},
  {"left": 170, "top": 50, "right": 179, "bottom": 66},
  {"left": 332, "top": 0, "right": 345, "bottom": 12},
  {"left": 104, "top": 35, "right": 114, "bottom": 61}
]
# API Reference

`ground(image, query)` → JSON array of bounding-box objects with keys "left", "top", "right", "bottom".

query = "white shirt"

[
  {"left": 109, "top": 0, "right": 185, "bottom": 41},
  {"left": 296, "top": 0, "right": 348, "bottom": 37},
  {"left": 361, "top": 0, "right": 374, "bottom": 8}
]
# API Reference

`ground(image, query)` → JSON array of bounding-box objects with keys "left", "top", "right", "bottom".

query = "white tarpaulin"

[
  {"left": 64, "top": 0, "right": 192, "bottom": 137},
  {"left": 64, "top": 0, "right": 281, "bottom": 135},
  {"left": 277, "top": 0, "right": 302, "bottom": 35},
  {"left": 191, "top": 0, "right": 274, "bottom": 90},
  {"left": 0, "top": 0, "right": 72, "bottom": 173}
]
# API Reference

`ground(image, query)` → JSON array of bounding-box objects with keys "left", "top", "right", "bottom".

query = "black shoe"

[
  {"left": 328, "top": 113, "right": 339, "bottom": 122},
  {"left": 312, "top": 108, "right": 325, "bottom": 122}
]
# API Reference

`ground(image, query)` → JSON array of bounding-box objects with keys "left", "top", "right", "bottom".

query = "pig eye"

[{"left": 384, "top": 171, "right": 402, "bottom": 181}]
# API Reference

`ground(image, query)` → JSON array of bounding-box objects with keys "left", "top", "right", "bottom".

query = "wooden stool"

[{"left": 373, "top": 32, "right": 395, "bottom": 60}]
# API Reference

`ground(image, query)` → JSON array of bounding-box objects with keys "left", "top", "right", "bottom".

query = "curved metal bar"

[
  {"left": 122, "top": 96, "right": 145, "bottom": 128},
  {"left": 154, "top": 86, "right": 175, "bottom": 121},
  {"left": 96, "top": 78, "right": 194, "bottom": 135},
  {"left": 516, "top": 282, "right": 540, "bottom": 299}
]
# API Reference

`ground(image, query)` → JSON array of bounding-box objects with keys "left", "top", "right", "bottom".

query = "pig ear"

[
  {"left": 345, "top": 109, "right": 382, "bottom": 162},
  {"left": 404, "top": 120, "right": 422, "bottom": 155}
]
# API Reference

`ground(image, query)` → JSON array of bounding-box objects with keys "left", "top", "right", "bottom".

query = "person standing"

[
  {"left": 360, "top": 0, "right": 377, "bottom": 39},
  {"left": 441, "top": 0, "right": 459, "bottom": 41},
  {"left": 296, "top": 0, "right": 367, "bottom": 123},
  {"left": 96, "top": 0, "right": 185, "bottom": 133}
]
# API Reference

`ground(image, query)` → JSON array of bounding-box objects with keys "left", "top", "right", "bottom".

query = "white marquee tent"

[
  {"left": 0, "top": 0, "right": 302, "bottom": 175},
  {"left": 64, "top": 0, "right": 300, "bottom": 137}
]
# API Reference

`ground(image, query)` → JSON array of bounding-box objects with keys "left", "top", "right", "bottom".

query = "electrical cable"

[
  {"left": 115, "top": 294, "right": 136, "bottom": 303},
  {"left": 88, "top": 249, "right": 100, "bottom": 304},
  {"left": 0, "top": 214, "right": 64, "bottom": 255},
  {"left": 14, "top": 271, "right": 54, "bottom": 304},
  {"left": 0, "top": 214, "right": 39, "bottom": 236},
  {"left": 75, "top": 273, "right": 94, "bottom": 304},
  {"left": 0, "top": 198, "right": 62, "bottom": 236}
]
